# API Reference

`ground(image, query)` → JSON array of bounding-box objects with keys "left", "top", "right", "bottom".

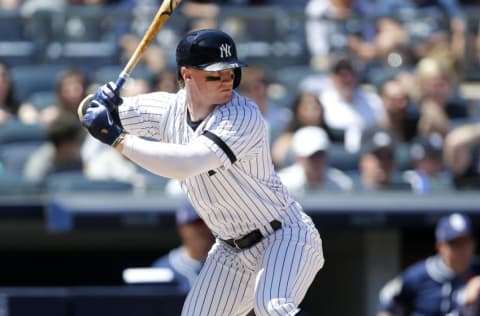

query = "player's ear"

[{"left": 181, "top": 67, "right": 192, "bottom": 80}]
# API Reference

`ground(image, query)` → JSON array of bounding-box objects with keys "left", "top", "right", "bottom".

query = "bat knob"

[{"left": 77, "top": 94, "right": 94, "bottom": 121}]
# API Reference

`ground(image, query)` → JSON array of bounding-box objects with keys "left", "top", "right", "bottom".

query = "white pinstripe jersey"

[{"left": 118, "top": 89, "right": 297, "bottom": 239}]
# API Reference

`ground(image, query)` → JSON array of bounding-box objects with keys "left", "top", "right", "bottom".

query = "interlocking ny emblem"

[{"left": 219, "top": 43, "right": 232, "bottom": 58}]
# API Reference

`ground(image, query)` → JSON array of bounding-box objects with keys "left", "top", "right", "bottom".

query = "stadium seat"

[
  {"left": 45, "top": 172, "right": 133, "bottom": 193},
  {"left": 0, "top": 171, "right": 41, "bottom": 195},
  {"left": 91, "top": 65, "right": 155, "bottom": 86},
  {"left": 0, "top": 11, "right": 38, "bottom": 66},
  {"left": 272, "top": 65, "right": 319, "bottom": 92},
  {"left": 0, "top": 141, "right": 46, "bottom": 174},
  {"left": 0, "top": 41, "right": 36, "bottom": 66},
  {"left": 327, "top": 143, "right": 360, "bottom": 172},
  {"left": 0, "top": 120, "right": 46, "bottom": 144},
  {"left": 10, "top": 64, "right": 66, "bottom": 103},
  {"left": 26, "top": 90, "right": 57, "bottom": 110},
  {"left": 51, "top": 41, "right": 120, "bottom": 72}
]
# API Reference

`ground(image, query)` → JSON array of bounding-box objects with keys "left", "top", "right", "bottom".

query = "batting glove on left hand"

[
  {"left": 81, "top": 100, "right": 124, "bottom": 146},
  {"left": 94, "top": 81, "right": 123, "bottom": 112}
]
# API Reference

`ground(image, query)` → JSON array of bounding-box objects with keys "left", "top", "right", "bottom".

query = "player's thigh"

[
  {"left": 254, "top": 222, "right": 324, "bottom": 313},
  {"left": 181, "top": 242, "right": 254, "bottom": 316}
]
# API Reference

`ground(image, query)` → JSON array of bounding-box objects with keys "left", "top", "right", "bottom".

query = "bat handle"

[{"left": 115, "top": 71, "right": 130, "bottom": 91}]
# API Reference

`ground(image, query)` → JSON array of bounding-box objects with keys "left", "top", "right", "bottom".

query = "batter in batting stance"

[{"left": 80, "top": 29, "right": 324, "bottom": 316}]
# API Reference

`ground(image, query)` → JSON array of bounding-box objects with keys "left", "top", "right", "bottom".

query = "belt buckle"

[{"left": 232, "top": 238, "right": 242, "bottom": 250}]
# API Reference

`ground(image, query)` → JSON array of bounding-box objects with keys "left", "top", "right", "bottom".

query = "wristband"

[{"left": 112, "top": 131, "right": 128, "bottom": 148}]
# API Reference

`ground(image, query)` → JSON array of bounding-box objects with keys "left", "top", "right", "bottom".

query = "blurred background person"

[
  {"left": 277, "top": 126, "right": 353, "bottom": 195},
  {"left": 153, "top": 68, "right": 179, "bottom": 94},
  {"left": 271, "top": 91, "right": 325, "bottom": 168},
  {"left": 320, "top": 54, "right": 385, "bottom": 153},
  {"left": 22, "top": 111, "right": 84, "bottom": 183},
  {"left": 304, "top": 0, "right": 377, "bottom": 74},
  {"left": 377, "top": 213, "right": 480, "bottom": 316},
  {"left": 402, "top": 132, "right": 453, "bottom": 194},
  {"left": 378, "top": 75, "right": 420, "bottom": 143},
  {"left": 374, "top": 0, "right": 466, "bottom": 69},
  {"left": 444, "top": 122, "right": 480, "bottom": 190},
  {"left": 151, "top": 202, "right": 214, "bottom": 294},
  {"left": 414, "top": 57, "right": 470, "bottom": 125},
  {"left": 0, "top": 61, "right": 19, "bottom": 125},
  {"left": 356, "top": 128, "right": 410, "bottom": 191},
  {"left": 18, "top": 68, "right": 89, "bottom": 126}
]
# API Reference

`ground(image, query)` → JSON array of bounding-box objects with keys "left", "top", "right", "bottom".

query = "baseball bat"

[
  {"left": 115, "top": 0, "right": 182, "bottom": 89},
  {"left": 78, "top": 0, "right": 182, "bottom": 120}
]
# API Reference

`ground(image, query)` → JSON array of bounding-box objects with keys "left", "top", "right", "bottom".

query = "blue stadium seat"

[
  {"left": 0, "top": 41, "right": 36, "bottom": 66},
  {"left": 327, "top": 143, "right": 360, "bottom": 172},
  {"left": 52, "top": 41, "right": 120, "bottom": 72},
  {"left": 10, "top": 64, "right": 66, "bottom": 103},
  {"left": 0, "top": 141, "right": 46, "bottom": 174},
  {"left": 91, "top": 65, "right": 155, "bottom": 86},
  {"left": 26, "top": 91, "right": 57, "bottom": 110},
  {"left": 0, "top": 120, "right": 46, "bottom": 144},
  {"left": 0, "top": 171, "right": 41, "bottom": 195},
  {"left": 46, "top": 172, "right": 133, "bottom": 193}
]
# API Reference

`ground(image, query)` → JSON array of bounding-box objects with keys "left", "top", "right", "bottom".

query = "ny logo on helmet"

[{"left": 219, "top": 43, "right": 232, "bottom": 58}]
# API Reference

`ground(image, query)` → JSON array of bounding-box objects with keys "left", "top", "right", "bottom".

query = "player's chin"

[{"left": 218, "top": 89, "right": 233, "bottom": 102}]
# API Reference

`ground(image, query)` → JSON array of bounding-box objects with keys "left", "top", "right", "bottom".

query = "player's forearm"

[
  {"left": 444, "top": 124, "right": 480, "bottom": 174},
  {"left": 115, "top": 134, "right": 221, "bottom": 180}
]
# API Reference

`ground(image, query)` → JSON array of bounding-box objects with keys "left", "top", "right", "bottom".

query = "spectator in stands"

[
  {"left": 153, "top": 69, "right": 179, "bottom": 94},
  {"left": 374, "top": 0, "right": 466, "bottom": 69},
  {"left": 402, "top": 132, "right": 453, "bottom": 194},
  {"left": 377, "top": 212, "right": 480, "bottom": 316},
  {"left": 23, "top": 112, "right": 84, "bottom": 182},
  {"left": 277, "top": 126, "right": 353, "bottom": 195},
  {"left": 121, "top": 76, "right": 153, "bottom": 97},
  {"left": 319, "top": 54, "right": 385, "bottom": 153},
  {"left": 444, "top": 122, "right": 480, "bottom": 189},
  {"left": 271, "top": 92, "right": 325, "bottom": 168},
  {"left": 0, "top": 61, "right": 19, "bottom": 125},
  {"left": 356, "top": 128, "right": 409, "bottom": 191},
  {"left": 414, "top": 57, "right": 469, "bottom": 122},
  {"left": 237, "top": 66, "right": 291, "bottom": 144},
  {"left": 305, "top": 0, "right": 377, "bottom": 73},
  {"left": 378, "top": 76, "right": 419, "bottom": 143},
  {"left": 151, "top": 202, "right": 214, "bottom": 294},
  {"left": 19, "top": 68, "right": 89, "bottom": 126}
]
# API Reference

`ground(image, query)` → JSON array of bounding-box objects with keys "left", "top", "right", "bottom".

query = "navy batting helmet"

[{"left": 176, "top": 29, "right": 247, "bottom": 89}]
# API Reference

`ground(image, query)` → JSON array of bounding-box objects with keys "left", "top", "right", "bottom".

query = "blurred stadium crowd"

[{"left": 1, "top": 0, "right": 480, "bottom": 196}]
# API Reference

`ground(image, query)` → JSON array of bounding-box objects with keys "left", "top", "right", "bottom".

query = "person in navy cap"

[
  {"left": 377, "top": 213, "right": 480, "bottom": 316},
  {"left": 151, "top": 202, "right": 214, "bottom": 294}
]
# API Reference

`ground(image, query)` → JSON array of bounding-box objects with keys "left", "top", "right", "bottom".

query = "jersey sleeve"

[
  {"left": 118, "top": 91, "right": 179, "bottom": 141},
  {"left": 197, "top": 98, "right": 266, "bottom": 169},
  {"left": 377, "top": 271, "right": 416, "bottom": 315}
]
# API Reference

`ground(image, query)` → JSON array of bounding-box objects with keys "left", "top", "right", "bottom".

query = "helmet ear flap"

[{"left": 233, "top": 68, "right": 242, "bottom": 89}]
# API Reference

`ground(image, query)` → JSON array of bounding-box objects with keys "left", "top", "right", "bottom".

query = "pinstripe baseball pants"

[{"left": 181, "top": 211, "right": 324, "bottom": 316}]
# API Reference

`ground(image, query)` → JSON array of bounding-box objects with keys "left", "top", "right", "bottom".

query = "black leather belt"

[{"left": 223, "top": 220, "right": 282, "bottom": 250}]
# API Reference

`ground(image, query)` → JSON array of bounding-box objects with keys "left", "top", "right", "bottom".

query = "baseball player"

[
  {"left": 80, "top": 29, "right": 324, "bottom": 316},
  {"left": 377, "top": 213, "right": 480, "bottom": 316}
]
